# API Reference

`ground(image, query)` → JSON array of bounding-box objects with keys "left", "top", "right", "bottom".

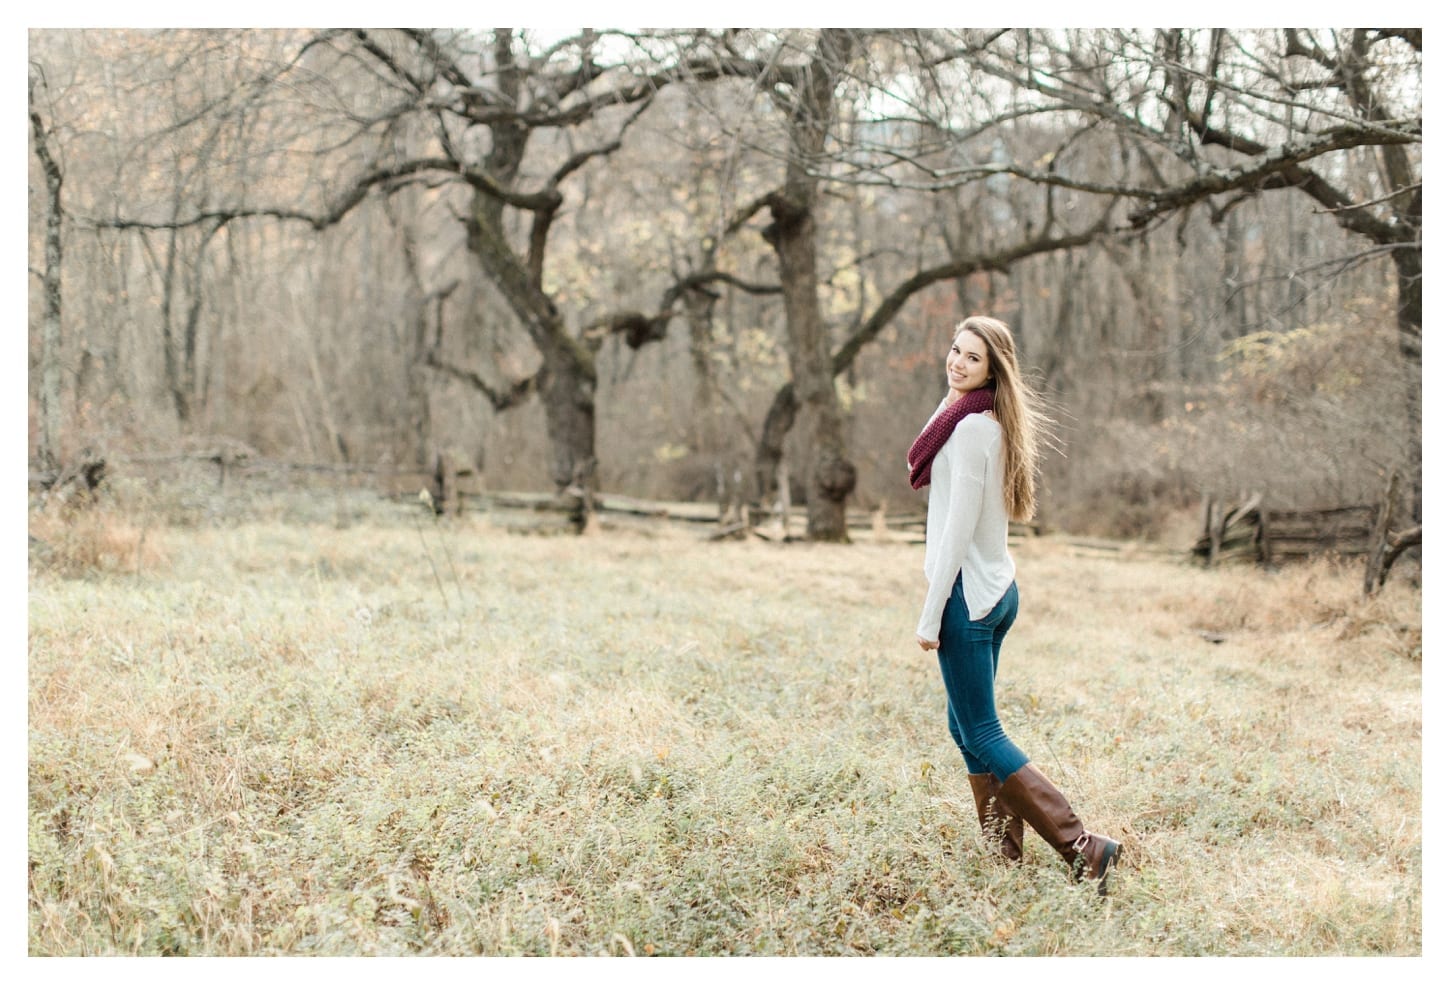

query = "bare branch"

[
  {"left": 1183, "top": 114, "right": 1413, "bottom": 244},
  {"left": 813, "top": 152, "right": 1160, "bottom": 199},
  {"left": 351, "top": 29, "right": 429, "bottom": 94},
  {"left": 663, "top": 270, "right": 781, "bottom": 308},
  {"left": 834, "top": 206, "right": 1116, "bottom": 374},
  {"left": 83, "top": 156, "right": 564, "bottom": 234},
  {"left": 398, "top": 28, "right": 475, "bottom": 90},
  {"left": 424, "top": 348, "right": 537, "bottom": 411},
  {"left": 719, "top": 191, "right": 778, "bottom": 241},
  {"left": 549, "top": 92, "right": 656, "bottom": 188},
  {"left": 1127, "top": 121, "right": 1419, "bottom": 229},
  {"left": 1313, "top": 181, "right": 1422, "bottom": 215}
]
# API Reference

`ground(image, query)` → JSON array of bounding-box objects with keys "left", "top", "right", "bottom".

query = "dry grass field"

[{"left": 27, "top": 490, "right": 1421, "bottom": 956}]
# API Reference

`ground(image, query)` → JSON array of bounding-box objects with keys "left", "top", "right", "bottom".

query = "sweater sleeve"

[{"left": 915, "top": 420, "right": 990, "bottom": 642}]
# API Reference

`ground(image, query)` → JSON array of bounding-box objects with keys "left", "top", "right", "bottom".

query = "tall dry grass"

[{"left": 27, "top": 502, "right": 1420, "bottom": 955}]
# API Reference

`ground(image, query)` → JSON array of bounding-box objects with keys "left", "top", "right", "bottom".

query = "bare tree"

[
  {"left": 756, "top": 28, "right": 862, "bottom": 541},
  {"left": 696, "top": 30, "right": 1114, "bottom": 534},
  {"left": 30, "top": 27, "right": 1419, "bottom": 539},
  {"left": 958, "top": 28, "right": 1422, "bottom": 515},
  {"left": 79, "top": 29, "right": 757, "bottom": 522}
]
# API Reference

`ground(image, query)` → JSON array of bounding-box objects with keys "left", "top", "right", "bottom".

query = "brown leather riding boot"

[
  {"left": 968, "top": 773, "right": 1024, "bottom": 862},
  {"left": 996, "top": 763, "right": 1121, "bottom": 895}
]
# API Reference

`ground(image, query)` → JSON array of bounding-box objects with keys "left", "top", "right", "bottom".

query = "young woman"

[{"left": 907, "top": 315, "right": 1121, "bottom": 894}]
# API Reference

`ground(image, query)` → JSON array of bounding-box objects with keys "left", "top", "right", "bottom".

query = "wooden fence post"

[
  {"left": 1362, "top": 471, "right": 1421, "bottom": 595},
  {"left": 1207, "top": 496, "right": 1223, "bottom": 566}
]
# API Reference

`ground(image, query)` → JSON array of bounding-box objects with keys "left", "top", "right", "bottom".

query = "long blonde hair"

[{"left": 954, "top": 316, "right": 1044, "bottom": 522}]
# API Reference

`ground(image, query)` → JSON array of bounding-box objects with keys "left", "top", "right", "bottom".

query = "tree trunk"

[
  {"left": 768, "top": 194, "right": 856, "bottom": 542},
  {"left": 453, "top": 29, "right": 600, "bottom": 528},
  {"left": 29, "top": 78, "right": 64, "bottom": 473},
  {"left": 754, "top": 384, "right": 799, "bottom": 506},
  {"left": 407, "top": 292, "right": 436, "bottom": 473},
  {"left": 1343, "top": 31, "right": 1422, "bottom": 524},
  {"left": 392, "top": 205, "right": 439, "bottom": 470},
  {"left": 762, "top": 29, "right": 859, "bottom": 542},
  {"left": 157, "top": 228, "right": 189, "bottom": 422},
  {"left": 684, "top": 286, "right": 718, "bottom": 458},
  {"left": 466, "top": 183, "right": 598, "bottom": 527},
  {"left": 1393, "top": 243, "right": 1422, "bottom": 523},
  {"left": 684, "top": 286, "right": 739, "bottom": 513},
  {"left": 535, "top": 330, "right": 599, "bottom": 522},
  {"left": 1221, "top": 207, "right": 1248, "bottom": 349},
  {"left": 149, "top": 221, "right": 221, "bottom": 426}
]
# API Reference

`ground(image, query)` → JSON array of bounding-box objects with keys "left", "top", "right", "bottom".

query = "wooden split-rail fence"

[
  {"left": 38, "top": 448, "right": 1418, "bottom": 592},
  {"left": 1194, "top": 475, "right": 1420, "bottom": 593},
  {"left": 1193, "top": 492, "right": 1376, "bottom": 566}
]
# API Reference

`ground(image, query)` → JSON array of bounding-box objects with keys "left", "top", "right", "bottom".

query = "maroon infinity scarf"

[{"left": 906, "top": 386, "right": 995, "bottom": 490}]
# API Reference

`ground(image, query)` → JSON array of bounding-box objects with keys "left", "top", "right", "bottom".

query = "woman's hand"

[{"left": 917, "top": 636, "right": 940, "bottom": 651}]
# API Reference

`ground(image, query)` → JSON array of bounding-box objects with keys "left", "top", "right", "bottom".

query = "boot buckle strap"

[{"left": 1071, "top": 833, "right": 1092, "bottom": 854}]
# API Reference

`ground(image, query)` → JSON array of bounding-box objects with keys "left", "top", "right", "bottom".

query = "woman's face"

[{"left": 945, "top": 330, "right": 991, "bottom": 399}]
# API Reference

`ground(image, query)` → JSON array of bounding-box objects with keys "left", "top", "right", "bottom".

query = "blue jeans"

[{"left": 936, "top": 576, "right": 1030, "bottom": 782}]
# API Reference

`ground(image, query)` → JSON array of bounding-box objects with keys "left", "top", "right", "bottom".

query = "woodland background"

[
  {"left": 27, "top": 28, "right": 1424, "bottom": 958},
  {"left": 27, "top": 28, "right": 1422, "bottom": 540}
]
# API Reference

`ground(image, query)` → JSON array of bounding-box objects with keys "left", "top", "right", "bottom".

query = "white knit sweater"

[{"left": 915, "top": 407, "right": 1016, "bottom": 642}]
